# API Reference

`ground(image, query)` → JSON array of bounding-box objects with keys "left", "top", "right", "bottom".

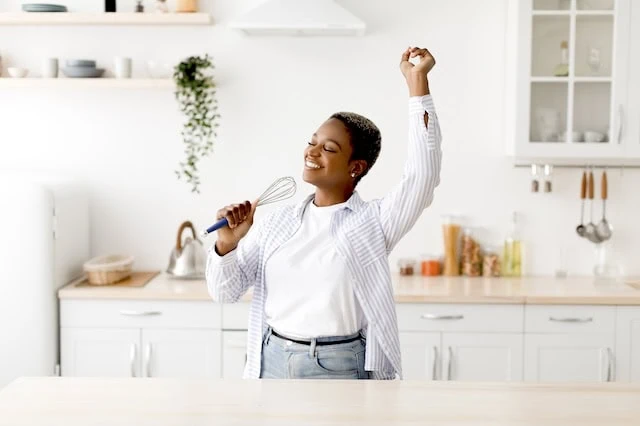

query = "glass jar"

[
  {"left": 442, "top": 214, "right": 462, "bottom": 276},
  {"left": 461, "top": 228, "right": 482, "bottom": 277},
  {"left": 398, "top": 258, "right": 416, "bottom": 276},
  {"left": 482, "top": 246, "right": 501, "bottom": 277},
  {"left": 421, "top": 254, "right": 441, "bottom": 276}
]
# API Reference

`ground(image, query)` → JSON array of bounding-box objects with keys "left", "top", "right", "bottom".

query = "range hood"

[{"left": 229, "top": 0, "right": 366, "bottom": 36}]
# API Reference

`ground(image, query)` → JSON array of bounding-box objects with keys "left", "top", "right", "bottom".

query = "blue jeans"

[{"left": 260, "top": 327, "right": 370, "bottom": 379}]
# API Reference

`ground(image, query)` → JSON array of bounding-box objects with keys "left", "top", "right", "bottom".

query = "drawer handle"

[
  {"left": 120, "top": 310, "right": 163, "bottom": 317},
  {"left": 549, "top": 316, "right": 593, "bottom": 323},
  {"left": 421, "top": 314, "right": 464, "bottom": 320}
]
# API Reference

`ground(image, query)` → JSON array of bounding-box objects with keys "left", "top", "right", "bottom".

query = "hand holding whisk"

[{"left": 201, "top": 177, "right": 296, "bottom": 238}]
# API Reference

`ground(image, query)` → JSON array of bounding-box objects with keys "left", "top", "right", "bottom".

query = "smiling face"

[{"left": 303, "top": 118, "right": 360, "bottom": 190}]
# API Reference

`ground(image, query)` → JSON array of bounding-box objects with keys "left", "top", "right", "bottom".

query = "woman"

[{"left": 207, "top": 46, "right": 441, "bottom": 380}]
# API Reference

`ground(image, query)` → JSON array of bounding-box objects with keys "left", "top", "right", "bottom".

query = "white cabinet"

[
  {"left": 141, "top": 329, "right": 221, "bottom": 378},
  {"left": 442, "top": 333, "right": 523, "bottom": 382},
  {"left": 60, "top": 300, "right": 222, "bottom": 379},
  {"left": 397, "top": 304, "right": 524, "bottom": 381},
  {"left": 61, "top": 328, "right": 140, "bottom": 377},
  {"left": 505, "top": 0, "right": 637, "bottom": 165},
  {"left": 222, "top": 331, "right": 248, "bottom": 378},
  {"left": 399, "top": 332, "right": 440, "bottom": 380},
  {"left": 615, "top": 307, "right": 640, "bottom": 382},
  {"left": 524, "top": 333, "right": 614, "bottom": 382}
]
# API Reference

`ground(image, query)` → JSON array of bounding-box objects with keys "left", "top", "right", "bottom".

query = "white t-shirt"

[{"left": 264, "top": 201, "right": 364, "bottom": 339}]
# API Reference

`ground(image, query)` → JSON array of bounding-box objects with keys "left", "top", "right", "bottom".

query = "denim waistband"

[{"left": 264, "top": 326, "right": 363, "bottom": 346}]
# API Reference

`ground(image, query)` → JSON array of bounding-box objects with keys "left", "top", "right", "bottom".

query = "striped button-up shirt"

[{"left": 207, "top": 94, "right": 442, "bottom": 379}]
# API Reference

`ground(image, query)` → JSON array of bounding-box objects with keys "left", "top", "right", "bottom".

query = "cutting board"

[{"left": 76, "top": 271, "right": 160, "bottom": 288}]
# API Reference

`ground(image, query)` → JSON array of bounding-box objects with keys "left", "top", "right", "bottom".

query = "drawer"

[
  {"left": 222, "top": 303, "right": 251, "bottom": 329},
  {"left": 60, "top": 299, "right": 221, "bottom": 329},
  {"left": 525, "top": 305, "right": 615, "bottom": 333},
  {"left": 396, "top": 304, "right": 523, "bottom": 333}
]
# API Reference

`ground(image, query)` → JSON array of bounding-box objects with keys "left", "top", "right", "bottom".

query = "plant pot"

[{"left": 176, "top": 0, "right": 197, "bottom": 12}]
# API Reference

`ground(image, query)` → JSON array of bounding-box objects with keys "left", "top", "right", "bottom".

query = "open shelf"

[
  {"left": 0, "top": 12, "right": 211, "bottom": 25},
  {"left": 0, "top": 78, "right": 174, "bottom": 89}
]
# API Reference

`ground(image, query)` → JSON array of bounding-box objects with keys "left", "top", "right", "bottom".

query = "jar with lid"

[
  {"left": 461, "top": 228, "right": 482, "bottom": 277},
  {"left": 398, "top": 258, "right": 416, "bottom": 276},
  {"left": 421, "top": 254, "right": 441, "bottom": 276},
  {"left": 442, "top": 214, "right": 462, "bottom": 276},
  {"left": 482, "top": 246, "right": 501, "bottom": 277}
]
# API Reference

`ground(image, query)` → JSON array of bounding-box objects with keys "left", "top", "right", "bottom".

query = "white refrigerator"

[{"left": 0, "top": 174, "right": 89, "bottom": 388}]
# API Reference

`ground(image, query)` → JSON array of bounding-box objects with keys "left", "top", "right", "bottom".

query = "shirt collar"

[{"left": 294, "top": 191, "right": 365, "bottom": 220}]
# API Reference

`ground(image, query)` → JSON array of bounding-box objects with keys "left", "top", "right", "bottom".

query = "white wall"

[{"left": 1, "top": 0, "right": 638, "bottom": 276}]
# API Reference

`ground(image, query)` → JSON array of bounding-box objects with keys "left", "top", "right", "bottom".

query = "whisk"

[{"left": 201, "top": 176, "right": 296, "bottom": 237}]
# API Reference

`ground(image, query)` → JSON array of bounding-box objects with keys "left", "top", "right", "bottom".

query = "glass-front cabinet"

[{"left": 506, "top": 0, "right": 638, "bottom": 165}]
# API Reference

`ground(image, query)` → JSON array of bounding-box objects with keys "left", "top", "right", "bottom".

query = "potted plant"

[{"left": 173, "top": 54, "right": 219, "bottom": 193}]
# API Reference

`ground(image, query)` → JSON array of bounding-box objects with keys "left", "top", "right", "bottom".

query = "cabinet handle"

[
  {"left": 617, "top": 104, "right": 624, "bottom": 144},
  {"left": 129, "top": 343, "right": 137, "bottom": 378},
  {"left": 119, "top": 310, "right": 162, "bottom": 317},
  {"left": 432, "top": 346, "right": 438, "bottom": 381},
  {"left": 606, "top": 347, "right": 613, "bottom": 382},
  {"left": 145, "top": 344, "right": 152, "bottom": 378},
  {"left": 446, "top": 346, "right": 453, "bottom": 381},
  {"left": 548, "top": 316, "right": 593, "bottom": 323},
  {"left": 421, "top": 314, "right": 464, "bottom": 320}
]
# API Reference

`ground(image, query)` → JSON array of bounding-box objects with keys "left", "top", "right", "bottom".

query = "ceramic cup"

[
  {"left": 114, "top": 57, "right": 132, "bottom": 79},
  {"left": 42, "top": 58, "right": 58, "bottom": 78}
]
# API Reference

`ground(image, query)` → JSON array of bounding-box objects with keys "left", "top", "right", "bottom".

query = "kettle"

[{"left": 166, "top": 221, "right": 206, "bottom": 279}]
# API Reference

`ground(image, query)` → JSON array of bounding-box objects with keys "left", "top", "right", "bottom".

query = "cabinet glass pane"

[
  {"left": 573, "top": 82, "right": 611, "bottom": 143},
  {"left": 530, "top": 83, "right": 568, "bottom": 142},
  {"left": 534, "top": 0, "right": 571, "bottom": 10},
  {"left": 532, "top": 16, "right": 570, "bottom": 77},
  {"left": 575, "top": 16, "right": 613, "bottom": 77},
  {"left": 577, "top": 0, "right": 614, "bottom": 10}
]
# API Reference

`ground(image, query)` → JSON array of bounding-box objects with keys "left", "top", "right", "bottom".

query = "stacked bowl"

[{"left": 62, "top": 60, "right": 105, "bottom": 78}]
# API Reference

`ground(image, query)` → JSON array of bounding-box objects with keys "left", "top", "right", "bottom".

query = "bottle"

[
  {"left": 503, "top": 212, "right": 522, "bottom": 277},
  {"left": 553, "top": 41, "right": 569, "bottom": 77}
]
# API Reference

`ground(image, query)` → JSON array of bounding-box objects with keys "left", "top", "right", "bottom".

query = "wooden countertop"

[
  {"left": 0, "top": 377, "right": 638, "bottom": 425},
  {"left": 57, "top": 273, "right": 640, "bottom": 305}
]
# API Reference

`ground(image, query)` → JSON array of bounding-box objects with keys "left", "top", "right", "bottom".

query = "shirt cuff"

[
  {"left": 408, "top": 94, "right": 435, "bottom": 115},
  {"left": 208, "top": 244, "right": 238, "bottom": 267}
]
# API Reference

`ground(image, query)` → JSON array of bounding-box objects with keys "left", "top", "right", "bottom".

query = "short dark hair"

[{"left": 329, "top": 112, "right": 381, "bottom": 185}]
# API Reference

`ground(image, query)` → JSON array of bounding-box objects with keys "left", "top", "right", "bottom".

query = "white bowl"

[
  {"left": 146, "top": 60, "right": 173, "bottom": 79},
  {"left": 560, "top": 131, "right": 583, "bottom": 142},
  {"left": 584, "top": 131, "right": 605, "bottom": 143},
  {"left": 7, "top": 67, "right": 28, "bottom": 78}
]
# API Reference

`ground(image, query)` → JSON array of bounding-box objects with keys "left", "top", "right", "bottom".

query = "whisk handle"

[{"left": 201, "top": 217, "right": 229, "bottom": 237}]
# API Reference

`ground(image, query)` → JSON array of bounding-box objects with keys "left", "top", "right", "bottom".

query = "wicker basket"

[{"left": 83, "top": 255, "right": 134, "bottom": 285}]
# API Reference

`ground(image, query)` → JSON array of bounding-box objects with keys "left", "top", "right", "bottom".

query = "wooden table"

[{"left": 1, "top": 377, "right": 639, "bottom": 425}]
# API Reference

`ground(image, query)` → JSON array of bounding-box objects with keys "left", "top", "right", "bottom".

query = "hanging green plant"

[{"left": 173, "top": 54, "right": 220, "bottom": 193}]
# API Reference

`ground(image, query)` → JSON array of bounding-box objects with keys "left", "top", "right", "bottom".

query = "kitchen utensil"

[
  {"left": 584, "top": 169, "right": 601, "bottom": 243},
  {"left": 62, "top": 67, "right": 105, "bottom": 78},
  {"left": 596, "top": 170, "right": 612, "bottom": 242},
  {"left": 201, "top": 176, "right": 297, "bottom": 237},
  {"left": 166, "top": 221, "right": 206, "bottom": 279},
  {"left": 576, "top": 171, "right": 587, "bottom": 237},
  {"left": 83, "top": 254, "right": 134, "bottom": 285},
  {"left": 114, "top": 57, "right": 132, "bottom": 79},
  {"left": 7, "top": 67, "right": 28, "bottom": 78}
]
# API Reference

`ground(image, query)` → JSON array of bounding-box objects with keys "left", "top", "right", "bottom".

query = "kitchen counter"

[
  {"left": 0, "top": 377, "right": 638, "bottom": 426},
  {"left": 58, "top": 273, "right": 640, "bottom": 305}
]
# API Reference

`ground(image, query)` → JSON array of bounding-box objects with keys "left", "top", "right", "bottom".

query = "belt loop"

[
  {"left": 264, "top": 326, "right": 273, "bottom": 345},
  {"left": 309, "top": 338, "right": 317, "bottom": 358}
]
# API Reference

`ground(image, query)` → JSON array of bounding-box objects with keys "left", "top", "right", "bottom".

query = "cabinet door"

[
  {"left": 222, "top": 331, "right": 248, "bottom": 379},
  {"left": 442, "top": 333, "right": 523, "bottom": 382},
  {"left": 507, "top": 0, "right": 632, "bottom": 164},
  {"left": 615, "top": 307, "right": 640, "bottom": 382},
  {"left": 60, "top": 328, "right": 140, "bottom": 377},
  {"left": 525, "top": 333, "right": 614, "bottom": 382},
  {"left": 141, "top": 329, "right": 221, "bottom": 379},
  {"left": 626, "top": 1, "right": 640, "bottom": 157},
  {"left": 399, "top": 332, "right": 441, "bottom": 380}
]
